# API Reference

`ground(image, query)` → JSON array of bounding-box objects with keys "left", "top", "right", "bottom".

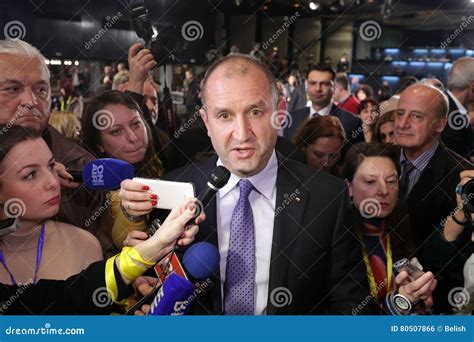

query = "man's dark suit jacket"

[
  {"left": 404, "top": 143, "right": 471, "bottom": 313},
  {"left": 284, "top": 104, "right": 364, "bottom": 147},
  {"left": 286, "top": 83, "right": 307, "bottom": 114},
  {"left": 441, "top": 92, "right": 473, "bottom": 158},
  {"left": 154, "top": 153, "right": 372, "bottom": 315}
]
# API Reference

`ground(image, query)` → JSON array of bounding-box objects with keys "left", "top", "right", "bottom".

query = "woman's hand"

[
  {"left": 455, "top": 170, "right": 474, "bottom": 209},
  {"left": 134, "top": 197, "right": 204, "bottom": 262},
  {"left": 123, "top": 230, "right": 149, "bottom": 247},
  {"left": 55, "top": 162, "right": 80, "bottom": 189},
  {"left": 443, "top": 170, "right": 474, "bottom": 241},
  {"left": 134, "top": 304, "right": 151, "bottom": 316},
  {"left": 396, "top": 271, "right": 437, "bottom": 308},
  {"left": 119, "top": 179, "right": 158, "bottom": 217},
  {"left": 128, "top": 276, "right": 158, "bottom": 312}
]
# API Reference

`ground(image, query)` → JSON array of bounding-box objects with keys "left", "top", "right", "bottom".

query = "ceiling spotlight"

[{"left": 309, "top": 1, "right": 320, "bottom": 10}]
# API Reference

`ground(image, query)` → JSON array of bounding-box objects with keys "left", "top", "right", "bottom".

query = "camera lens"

[{"left": 461, "top": 179, "right": 474, "bottom": 213}]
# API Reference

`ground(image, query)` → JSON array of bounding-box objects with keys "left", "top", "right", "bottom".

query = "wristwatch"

[{"left": 393, "top": 292, "right": 412, "bottom": 314}]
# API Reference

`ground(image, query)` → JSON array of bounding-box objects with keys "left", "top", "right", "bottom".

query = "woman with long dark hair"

[{"left": 81, "top": 90, "right": 164, "bottom": 249}]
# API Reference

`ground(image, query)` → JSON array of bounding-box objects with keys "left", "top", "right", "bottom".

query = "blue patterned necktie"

[
  {"left": 400, "top": 159, "right": 415, "bottom": 197},
  {"left": 224, "top": 179, "right": 256, "bottom": 315}
]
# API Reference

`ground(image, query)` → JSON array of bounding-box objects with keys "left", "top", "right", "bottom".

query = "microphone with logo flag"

[
  {"left": 68, "top": 158, "right": 134, "bottom": 191},
  {"left": 147, "top": 242, "right": 220, "bottom": 315}
]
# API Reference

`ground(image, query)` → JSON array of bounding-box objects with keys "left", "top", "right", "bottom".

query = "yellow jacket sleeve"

[{"left": 110, "top": 190, "right": 147, "bottom": 249}]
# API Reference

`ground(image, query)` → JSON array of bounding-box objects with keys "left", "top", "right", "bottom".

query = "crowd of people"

[{"left": 0, "top": 37, "right": 473, "bottom": 316}]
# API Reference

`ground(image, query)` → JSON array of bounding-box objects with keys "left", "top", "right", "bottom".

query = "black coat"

[
  {"left": 441, "top": 92, "right": 473, "bottom": 158},
  {"left": 405, "top": 143, "right": 472, "bottom": 313},
  {"left": 0, "top": 260, "right": 133, "bottom": 315}
]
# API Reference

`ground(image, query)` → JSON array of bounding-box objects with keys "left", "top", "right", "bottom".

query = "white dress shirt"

[
  {"left": 216, "top": 150, "right": 278, "bottom": 315},
  {"left": 447, "top": 89, "right": 468, "bottom": 115},
  {"left": 309, "top": 102, "right": 333, "bottom": 118}
]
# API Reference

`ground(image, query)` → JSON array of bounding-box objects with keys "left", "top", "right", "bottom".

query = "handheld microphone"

[
  {"left": 68, "top": 158, "right": 134, "bottom": 191},
  {"left": 195, "top": 165, "right": 231, "bottom": 215},
  {"left": 147, "top": 273, "right": 195, "bottom": 315},
  {"left": 147, "top": 242, "right": 220, "bottom": 315}
]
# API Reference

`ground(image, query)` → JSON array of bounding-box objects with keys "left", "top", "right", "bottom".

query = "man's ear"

[{"left": 434, "top": 114, "right": 448, "bottom": 134}]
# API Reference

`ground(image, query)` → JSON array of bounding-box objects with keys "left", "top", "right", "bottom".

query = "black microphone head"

[{"left": 209, "top": 166, "right": 230, "bottom": 189}]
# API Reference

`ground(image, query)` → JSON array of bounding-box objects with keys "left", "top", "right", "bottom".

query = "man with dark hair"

[
  {"left": 333, "top": 72, "right": 360, "bottom": 115},
  {"left": 284, "top": 64, "right": 363, "bottom": 146},
  {"left": 128, "top": 54, "right": 372, "bottom": 315}
]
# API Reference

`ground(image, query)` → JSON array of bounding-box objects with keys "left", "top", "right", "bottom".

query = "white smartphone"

[{"left": 133, "top": 177, "right": 195, "bottom": 210}]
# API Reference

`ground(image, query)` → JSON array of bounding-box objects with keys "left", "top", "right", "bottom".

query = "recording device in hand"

[
  {"left": 393, "top": 258, "right": 424, "bottom": 281},
  {"left": 145, "top": 165, "right": 230, "bottom": 236},
  {"left": 125, "top": 242, "right": 219, "bottom": 315},
  {"left": 147, "top": 242, "right": 220, "bottom": 315},
  {"left": 193, "top": 165, "right": 230, "bottom": 217},
  {"left": 133, "top": 178, "right": 195, "bottom": 210}
]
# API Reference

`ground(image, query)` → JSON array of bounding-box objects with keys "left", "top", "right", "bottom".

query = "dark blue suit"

[
  {"left": 284, "top": 104, "right": 364, "bottom": 147},
  {"left": 154, "top": 153, "right": 372, "bottom": 314}
]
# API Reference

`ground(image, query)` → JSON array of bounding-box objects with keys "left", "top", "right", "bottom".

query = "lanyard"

[
  {"left": 359, "top": 233, "right": 392, "bottom": 298},
  {"left": 0, "top": 221, "right": 46, "bottom": 285},
  {"left": 60, "top": 96, "right": 72, "bottom": 112}
]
